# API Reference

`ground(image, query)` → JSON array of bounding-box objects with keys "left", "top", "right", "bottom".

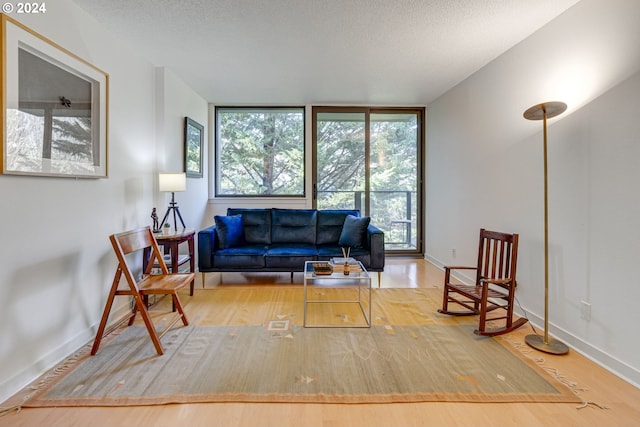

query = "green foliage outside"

[
  {"left": 317, "top": 114, "right": 418, "bottom": 247},
  {"left": 217, "top": 109, "right": 305, "bottom": 196}
]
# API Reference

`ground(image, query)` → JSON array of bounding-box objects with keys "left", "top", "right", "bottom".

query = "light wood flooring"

[{"left": 1, "top": 258, "right": 639, "bottom": 427}]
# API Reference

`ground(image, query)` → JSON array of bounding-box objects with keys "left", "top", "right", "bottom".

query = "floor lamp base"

[{"left": 525, "top": 334, "right": 569, "bottom": 355}]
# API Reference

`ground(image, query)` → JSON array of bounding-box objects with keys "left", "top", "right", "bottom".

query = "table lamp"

[{"left": 158, "top": 172, "right": 186, "bottom": 232}]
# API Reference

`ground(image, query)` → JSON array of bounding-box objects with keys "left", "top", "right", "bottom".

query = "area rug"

[{"left": 18, "top": 287, "right": 581, "bottom": 406}]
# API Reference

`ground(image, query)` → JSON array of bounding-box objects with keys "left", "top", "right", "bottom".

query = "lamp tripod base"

[
  {"left": 525, "top": 333, "right": 569, "bottom": 355},
  {"left": 159, "top": 191, "right": 186, "bottom": 232}
]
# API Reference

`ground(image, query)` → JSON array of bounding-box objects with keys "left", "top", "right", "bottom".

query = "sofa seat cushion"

[
  {"left": 266, "top": 243, "right": 318, "bottom": 256},
  {"left": 316, "top": 209, "right": 360, "bottom": 245},
  {"left": 316, "top": 246, "right": 371, "bottom": 267},
  {"left": 316, "top": 245, "right": 369, "bottom": 258},
  {"left": 265, "top": 243, "right": 318, "bottom": 269},
  {"left": 271, "top": 208, "right": 317, "bottom": 244},
  {"left": 213, "top": 245, "right": 267, "bottom": 268}
]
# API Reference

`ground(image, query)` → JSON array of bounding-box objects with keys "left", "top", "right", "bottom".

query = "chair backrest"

[
  {"left": 110, "top": 227, "right": 169, "bottom": 285},
  {"left": 475, "top": 228, "right": 518, "bottom": 287}
]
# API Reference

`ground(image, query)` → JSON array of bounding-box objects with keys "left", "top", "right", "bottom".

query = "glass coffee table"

[{"left": 303, "top": 260, "right": 371, "bottom": 328}]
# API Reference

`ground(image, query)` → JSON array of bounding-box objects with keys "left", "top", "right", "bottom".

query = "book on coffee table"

[{"left": 330, "top": 257, "right": 358, "bottom": 265}]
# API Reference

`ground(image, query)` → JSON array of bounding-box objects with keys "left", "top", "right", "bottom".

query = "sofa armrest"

[
  {"left": 367, "top": 224, "right": 385, "bottom": 270},
  {"left": 198, "top": 225, "right": 218, "bottom": 271}
]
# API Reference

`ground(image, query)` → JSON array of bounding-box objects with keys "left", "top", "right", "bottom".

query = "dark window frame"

[{"left": 215, "top": 106, "right": 306, "bottom": 198}]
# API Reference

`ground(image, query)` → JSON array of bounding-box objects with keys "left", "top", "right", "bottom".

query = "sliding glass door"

[{"left": 312, "top": 107, "right": 423, "bottom": 254}]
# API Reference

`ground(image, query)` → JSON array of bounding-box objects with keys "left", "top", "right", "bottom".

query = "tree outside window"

[{"left": 215, "top": 107, "right": 305, "bottom": 196}]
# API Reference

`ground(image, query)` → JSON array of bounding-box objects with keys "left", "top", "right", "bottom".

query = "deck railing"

[{"left": 317, "top": 190, "right": 417, "bottom": 250}]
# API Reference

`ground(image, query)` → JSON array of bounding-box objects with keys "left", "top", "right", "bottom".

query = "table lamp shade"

[
  {"left": 159, "top": 173, "right": 186, "bottom": 192},
  {"left": 157, "top": 173, "right": 187, "bottom": 231}
]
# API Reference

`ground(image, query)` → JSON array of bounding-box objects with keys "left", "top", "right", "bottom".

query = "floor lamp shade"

[{"left": 522, "top": 101, "right": 569, "bottom": 355}]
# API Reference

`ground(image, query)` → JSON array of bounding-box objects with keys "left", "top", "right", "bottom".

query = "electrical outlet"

[
  {"left": 580, "top": 301, "right": 591, "bottom": 321},
  {"left": 452, "top": 248, "right": 457, "bottom": 258}
]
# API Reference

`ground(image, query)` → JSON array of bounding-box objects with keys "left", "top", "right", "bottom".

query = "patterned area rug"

[{"left": 16, "top": 288, "right": 580, "bottom": 406}]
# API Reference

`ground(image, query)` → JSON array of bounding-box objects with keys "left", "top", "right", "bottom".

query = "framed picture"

[
  {"left": 1, "top": 15, "right": 109, "bottom": 178},
  {"left": 184, "top": 117, "right": 203, "bottom": 178}
]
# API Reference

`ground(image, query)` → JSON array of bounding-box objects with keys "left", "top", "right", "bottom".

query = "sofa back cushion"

[
  {"left": 271, "top": 208, "right": 317, "bottom": 244},
  {"left": 316, "top": 209, "right": 360, "bottom": 245},
  {"left": 227, "top": 208, "right": 272, "bottom": 244}
]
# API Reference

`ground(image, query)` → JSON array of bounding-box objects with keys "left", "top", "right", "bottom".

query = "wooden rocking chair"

[
  {"left": 438, "top": 229, "right": 528, "bottom": 336},
  {"left": 91, "top": 226, "right": 192, "bottom": 356}
]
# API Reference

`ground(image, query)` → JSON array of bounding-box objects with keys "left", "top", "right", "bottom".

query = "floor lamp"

[
  {"left": 158, "top": 172, "right": 186, "bottom": 232},
  {"left": 523, "top": 101, "right": 569, "bottom": 355}
]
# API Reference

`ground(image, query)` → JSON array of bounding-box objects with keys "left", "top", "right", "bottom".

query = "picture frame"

[
  {"left": 0, "top": 15, "right": 109, "bottom": 178},
  {"left": 184, "top": 116, "right": 203, "bottom": 178}
]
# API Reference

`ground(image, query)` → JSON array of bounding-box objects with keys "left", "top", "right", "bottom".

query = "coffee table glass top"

[{"left": 304, "top": 260, "right": 369, "bottom": 279}]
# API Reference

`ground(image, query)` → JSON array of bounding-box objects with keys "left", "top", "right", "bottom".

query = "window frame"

[
  {"left": 312, "top": 106, "right": 425, "bottom": 256},
  {"left": 214, "top": 106, "right": 306, "bottom": 198}
]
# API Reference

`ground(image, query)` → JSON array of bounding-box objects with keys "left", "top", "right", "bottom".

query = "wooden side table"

[{"left": 144, "top": 228, "right": 196, "bottom": 296}]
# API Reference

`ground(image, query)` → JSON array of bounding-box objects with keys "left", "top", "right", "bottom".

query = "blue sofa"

[{"left": 198, "top": 208, "right": 385, "bottom": 281}]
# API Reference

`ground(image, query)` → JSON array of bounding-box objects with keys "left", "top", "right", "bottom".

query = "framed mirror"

[{"left": 1, "top": 15, "right": 109, "bottom": 178}]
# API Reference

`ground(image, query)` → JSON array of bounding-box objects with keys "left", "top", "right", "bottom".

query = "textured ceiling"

[{"left": 71, "top": 0, "right": 581, "bottom": 105}]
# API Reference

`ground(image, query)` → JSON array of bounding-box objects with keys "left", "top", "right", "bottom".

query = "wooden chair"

[
  {"left": 91, "top": 226, "right": 192, "bottom": 356},
  {"left": 437, "top": 229, "right": 528, "bottom": 336}
]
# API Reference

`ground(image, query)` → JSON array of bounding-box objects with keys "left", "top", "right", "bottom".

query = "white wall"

[
  {"left": 0, "top": 3, "right": 208, "bottom": 402},
  {"left": 155, "top": 68, "right": 209, "bottom": 233},
  {"left": 426, "top": 0, "right": 640, "bottom": 386}
]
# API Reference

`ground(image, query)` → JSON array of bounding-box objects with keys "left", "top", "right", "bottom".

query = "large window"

[
  {"left": 215, "top": 107, "right": 305, "bottom": 197},
  {"left": 313, "top": 107, "right": 424, "bottom": 254}
]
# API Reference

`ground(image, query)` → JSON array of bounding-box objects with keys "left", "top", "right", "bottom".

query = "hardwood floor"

[{"left": 1, "top": 258, "right": 639, "bottom": 427}]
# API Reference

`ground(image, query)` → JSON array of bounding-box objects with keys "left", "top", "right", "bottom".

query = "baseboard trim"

[{"left": 0, "top": 304, "right": 132, "bottom": 404}]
